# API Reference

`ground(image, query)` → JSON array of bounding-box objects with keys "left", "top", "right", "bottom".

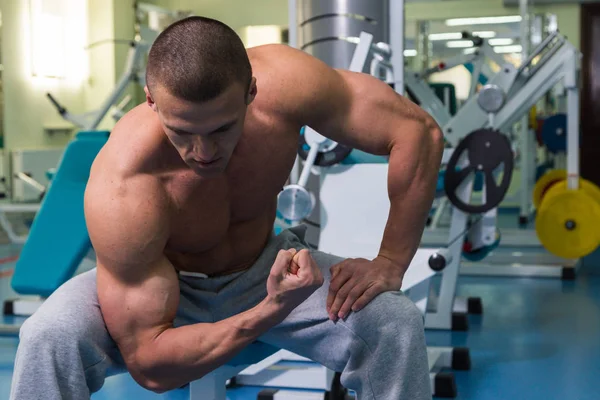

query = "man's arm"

[
  {"left": 85, "top": 175, "right": 289, "bottom": 393},
  {"left": 273, "top": 45, "right": 444, "bottom": 273},
  {"left": 268, "top": 45, "right": 443, "bottom": 320}
]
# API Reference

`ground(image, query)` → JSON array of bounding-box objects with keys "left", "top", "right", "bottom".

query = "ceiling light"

[
  {"left": 473, "top": 31, "right": 497, "bottom": 39},
  {"left": 445, "top": 16, "right": 522, "bottom": 26},
  {"left": 446, "top": 40, "right": 474, "bottom": 48},
  {"left": 494, "top": 45, "right": 523, "bottom": 54},
  {"left": 489, "top": 38, "right": 514, "bottom": 46},
  {"left": 404, "top": 49, "right": 417, "bottom": 57},
  {"left": 429, "top": 32, "right": 463, "bottom": 41}
]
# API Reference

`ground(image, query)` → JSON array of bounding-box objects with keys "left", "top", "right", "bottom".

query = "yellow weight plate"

[
  {"left": 537, "top": 177, "right": 600, "bottom": 208},
  {"left": 533, "top": 169, "right": 566, "bottom": 208},
  {"left": 581, "top": 178, "right": 600, "bottom": 206},
  {"left": 535, "top": 188, "right": 600, "bottom": 259}
]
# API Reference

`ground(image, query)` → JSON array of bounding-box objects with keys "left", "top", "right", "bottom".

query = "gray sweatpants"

[{"left": 10, "top": 226, "right": 430, "bottom": 400}]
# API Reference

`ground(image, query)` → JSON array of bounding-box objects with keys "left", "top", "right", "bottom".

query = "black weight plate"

[
  {"left": 444, "top": 129, "right": 514, "bottom": 213},
  {"left": 298, "top": 128, "right": 353, "bottom": 167}
]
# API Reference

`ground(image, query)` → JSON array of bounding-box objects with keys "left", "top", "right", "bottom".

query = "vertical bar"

[
  {"left": 565, "top": 50, "right": 579, "bottom": 189},
  {"left": 519, "top": 0, "right": 531, "bottom": 218},
  {"left": 389, "top": 0, "right": 405, "bottom": 95},
  {"left": 349, "top": 32, "right": 374, "bottom": 73},
  {"left": 288, "top": 0, "right": 297, "bottom": 48},
  {"left": 288, "top": 0, "right": 300, "bottom": 184}
]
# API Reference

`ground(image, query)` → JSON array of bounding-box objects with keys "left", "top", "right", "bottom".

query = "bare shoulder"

[
  {"left": 248, "top": 44, "right": 350, "bottom": 126},
  {"left": 85, "top": 106, "right": 172, "bottom": 274}
]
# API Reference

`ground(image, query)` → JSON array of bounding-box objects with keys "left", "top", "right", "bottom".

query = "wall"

[
  {"left": 0, "top": 0, "right": 88, "bottom": 152},
  {"left": 146, "top": 0, "right": 288, "bottom": 32},
  {"left": 85, "top": 0, "right": 139, "bottom": 131}
]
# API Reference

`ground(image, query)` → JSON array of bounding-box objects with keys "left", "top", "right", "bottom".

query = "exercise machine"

[{"left": 47, "top": 40, "right": 149, "bottom": 131}]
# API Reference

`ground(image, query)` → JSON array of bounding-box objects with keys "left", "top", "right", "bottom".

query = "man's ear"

[
  {"left": 246, "top": 77, "right": 258, "bottom": 105},
  {"left": 144, "top": 86, "right": 158, "bottom": 112}
]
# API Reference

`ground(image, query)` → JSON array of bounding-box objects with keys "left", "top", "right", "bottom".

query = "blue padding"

[
  {"left": 341, "top": 149, "right": 388, "bottom": 164},
  {"left": 464, "top": 63, "right": 488, "bottom": 85},
  {"left": 12, "top": 131, "right": 110, "bottom": 297},
  {"left": 228, "top": 342, "right": 280, "bottom": 366}
]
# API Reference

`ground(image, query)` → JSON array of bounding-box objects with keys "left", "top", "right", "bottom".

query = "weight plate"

[
  {"left": 444, "top": 129, "right": 514, "bottom": 213},
  {"left": 540, "top": 114, "right": 567, "bottom": 154},
  {"left": 533, "top": 170, "right": 600, "bottom": 209},
  {"left": 533, "top": 169, "right": 566, "bottom": 209},
  {"left": 477, "top": 84, "right": 505, "bottom": 113},
  {"left": 298, "top": 127, "right": 353, "bottom": 167},
  {"left": 536, "top": 187, "right": 600, "bottom": 259},
  {"left": 277, "top": 184, "right": 314, "bottom": 222}
]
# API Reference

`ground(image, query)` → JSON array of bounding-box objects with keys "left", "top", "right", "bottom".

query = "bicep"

[
  {"left": 97, "top": 255, "right": 179, "bottom": 362},
  {"left": 85, "top": 175, "right": 175, "bottom": 362}
]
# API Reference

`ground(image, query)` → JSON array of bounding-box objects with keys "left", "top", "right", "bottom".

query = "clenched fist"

[{"left": 266, "top": 249, "right": 324, "bottom": 313}]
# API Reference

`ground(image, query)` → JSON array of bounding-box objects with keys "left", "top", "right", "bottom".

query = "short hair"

[{"left": 146, "top": 16, "right": 252, "bottom": 103}]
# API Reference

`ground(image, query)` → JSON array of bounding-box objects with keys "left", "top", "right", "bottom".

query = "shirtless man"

[{"left": 11, "top": 16, "right": 443, "bottom": 400}]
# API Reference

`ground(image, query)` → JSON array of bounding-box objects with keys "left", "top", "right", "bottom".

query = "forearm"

[
  {"left": 134, "top": 297, "right": 286, "bottom": 392},
  {"left": 378, "top": 122, "right": 443, "bottom": 271}
]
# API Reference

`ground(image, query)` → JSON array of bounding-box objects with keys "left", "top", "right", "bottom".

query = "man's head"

[{"left": 145, "top": 16, "right": 257, "bottom": 177}]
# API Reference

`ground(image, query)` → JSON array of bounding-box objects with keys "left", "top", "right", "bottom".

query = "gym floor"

[{"left": 1, "top": 241, "right": 599, "bottom": 399}]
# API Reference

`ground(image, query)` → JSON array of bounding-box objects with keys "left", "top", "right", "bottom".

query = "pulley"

[{"left": 444, "top": 129, "right": 514, "bottom": 214}]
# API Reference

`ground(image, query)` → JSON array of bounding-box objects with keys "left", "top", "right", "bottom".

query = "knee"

[
  {"left": 20, "top": 307, "right": 105, "bottom": 351},
  {"left": 347, "top": 291, "right": 424, "bottom": 340}
]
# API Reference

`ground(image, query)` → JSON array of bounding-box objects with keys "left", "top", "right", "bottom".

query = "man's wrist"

[
  {"left": 252, "top": 296, "right": 291, "bottom": 329},
  {"left": 375, "top": 253, "right": 409, "bottom": 274}
]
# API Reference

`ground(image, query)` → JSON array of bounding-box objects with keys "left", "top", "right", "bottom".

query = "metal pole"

[
  {"left": 519, "top": 0, "right": 531, "bottom": 220},
  {"left": 565, "top": 50, "right": 580, "bottom": 190},
  {"left": 288, "top": 0, "right": 297, "bottom": 48},
  {"left": 389, "top": 0, "right": 405, "bottom": 95},
  {"left": 288, "top": 0, "right": 300, "bottom": 184}
]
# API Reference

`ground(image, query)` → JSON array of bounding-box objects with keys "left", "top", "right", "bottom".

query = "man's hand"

[
  {"left": 267, "top": 249, "right": 324, "bottom": 314},
  {"left": 327, "top": 256, "right": 404, "bottom": 321}
]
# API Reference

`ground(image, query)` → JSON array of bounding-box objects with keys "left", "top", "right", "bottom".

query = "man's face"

[{"left": 145, "top": 79, "right": 257, "bottom": 178}]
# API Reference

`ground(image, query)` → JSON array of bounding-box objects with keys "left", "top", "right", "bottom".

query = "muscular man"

[{"left": 11, "top": 16, "right": 442, "bottom": 400}]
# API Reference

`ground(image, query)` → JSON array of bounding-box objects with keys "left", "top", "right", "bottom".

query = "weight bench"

[
  {"left": 6, "top": 131, "right": 109, "bottom": 315},
  {"left": 164, "top": 342, "right": 281, "bottom": 400}
]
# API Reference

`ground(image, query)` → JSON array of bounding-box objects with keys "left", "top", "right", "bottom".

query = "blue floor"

[{"left": 1, "top": 244, "right": 600, "bottom": 399}]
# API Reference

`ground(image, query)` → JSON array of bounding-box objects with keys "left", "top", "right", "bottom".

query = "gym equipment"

[
  {"left": 297, "top": 127, "right": 353, "bottom": 167},
  {"left": 47, "top": 40, "right": 149, "bottom": 131},
  {"left": 278, "top": 30, "right": 376, "bottom": 222},
  {"left": 421, "top": 31, "right": 506, "bottom": 100},
  {"left": 540, "top": 113, "right": 567, "bottom": 154},
  {"left": 534, "top": 171, "right": 600, "bottom": 259},
  {"left": 6, "top": 131, "right": 109, "bottom": 309},
  {"left": 444, "top": 128, "right": 514, "bottom": 214}
]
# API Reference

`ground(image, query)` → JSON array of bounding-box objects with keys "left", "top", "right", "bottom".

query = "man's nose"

[{"left": 192, "top": 137, "right": 217, "bottom": 160}]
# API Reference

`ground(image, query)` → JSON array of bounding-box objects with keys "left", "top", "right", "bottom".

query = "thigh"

[
  {"left": 258, "top": 249, "right": 422, "bottom": 373},
  {"left": 19, "top": 269, "right": 127, "bottom": 377}
]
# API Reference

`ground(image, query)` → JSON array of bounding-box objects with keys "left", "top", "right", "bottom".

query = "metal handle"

[
  {"left": 46, "top": 93, "right": 67, "bottom": 115},
  {"left": 428, "top": 248, "right": 453, "bottom": 271}
]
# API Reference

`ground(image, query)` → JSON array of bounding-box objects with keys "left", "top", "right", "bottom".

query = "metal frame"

[{"left": 47, "top": 40, "right": 150, "bottom": 131}]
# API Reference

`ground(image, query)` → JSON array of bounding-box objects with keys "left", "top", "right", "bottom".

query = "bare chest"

[{"left": 165, "top": 124, "right": 299, "bottom": 254}]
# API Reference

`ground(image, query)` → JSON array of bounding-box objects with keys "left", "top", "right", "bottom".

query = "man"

[{"left": 11, "top": 16, "right": 442, "bottom": 400}]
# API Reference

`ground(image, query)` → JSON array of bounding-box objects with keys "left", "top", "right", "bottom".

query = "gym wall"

[{"left": 0, "top": 0, "right": 137, "bottom": 155}]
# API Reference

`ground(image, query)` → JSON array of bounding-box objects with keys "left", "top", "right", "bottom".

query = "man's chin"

[{"left": 190, "top": 164, "right": 225, "bottom": 177}]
